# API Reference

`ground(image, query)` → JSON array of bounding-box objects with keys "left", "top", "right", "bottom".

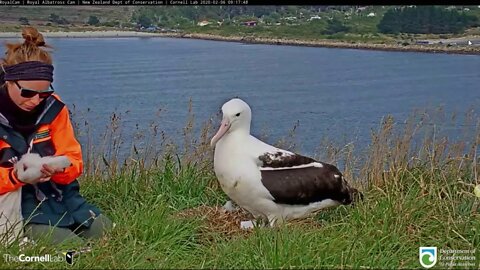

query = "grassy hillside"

[
  {"left": 1, "top": 6, "right": 479, "bottom": 46},
  {"left": 0, "top": 106, "right": 479, "bottom": 269}
]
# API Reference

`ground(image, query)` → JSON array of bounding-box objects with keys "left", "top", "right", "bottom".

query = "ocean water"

[{"left": 1, "top": 37, "right": 479, "bottom": 160}]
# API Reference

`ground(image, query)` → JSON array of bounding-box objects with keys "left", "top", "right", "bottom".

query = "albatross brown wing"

[{"left": 258, "top": 152, "right": 353, "bottom": 205}]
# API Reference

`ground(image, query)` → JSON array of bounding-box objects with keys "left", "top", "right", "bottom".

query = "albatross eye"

[{"left": 235, "top": 113, "right": 241, "bottom": 117}]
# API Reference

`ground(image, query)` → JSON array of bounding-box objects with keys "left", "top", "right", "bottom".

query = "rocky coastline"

[{"left": 1, "top": 31, "right": 479, "bottom": 55}]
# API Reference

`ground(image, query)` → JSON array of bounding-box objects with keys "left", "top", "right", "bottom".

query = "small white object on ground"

[
  {"left": 222, "top": 200, "right": 237, "bottom": 212},
  {"left": 240, "top": 220, "right": 256, "bottom": 230}
]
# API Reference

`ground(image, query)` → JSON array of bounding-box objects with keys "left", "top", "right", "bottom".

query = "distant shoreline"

[
  {"left": 166, "top": 33, "right": 480, "bottom": 56},
  {"left": 0, "top": 31, "right": 163, "bottom": 38},
  {"left": 1, "top": 30, "right": 479, "bottom": 55}
]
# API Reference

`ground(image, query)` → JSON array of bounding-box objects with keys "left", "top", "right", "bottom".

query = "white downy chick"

[{"left": 14, "top": 153, "right": 71, "bottom": 184}]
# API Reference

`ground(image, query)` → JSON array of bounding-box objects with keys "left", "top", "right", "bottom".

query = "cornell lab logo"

[
  {"left": 64, "top": 251, "right": 75, "bottom": 265},
  {"left": 419, "top": 247, "right": 437, "bottom": 268}
]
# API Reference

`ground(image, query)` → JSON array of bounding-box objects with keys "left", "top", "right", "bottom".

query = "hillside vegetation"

[
  {"left": 0, "top": 6, "right": 135, "bottom": 32},
  {"left": 1, "top": 5, "right": 479, "bottom": 39}
]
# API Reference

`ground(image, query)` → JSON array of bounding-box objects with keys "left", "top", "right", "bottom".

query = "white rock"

[{"left": 240, "top": 220, "right": 256, "bottom": 230}]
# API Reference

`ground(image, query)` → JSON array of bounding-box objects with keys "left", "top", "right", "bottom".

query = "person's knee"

[
  {"left": 96, "top": 214, "right": 113, "bottom": 232},
  {"left": 79, "top": 214, "right": 113, "bottom": 240}
]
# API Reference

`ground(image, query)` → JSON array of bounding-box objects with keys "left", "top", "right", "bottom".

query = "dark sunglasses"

[{"left": 14, "top": 81, "right": 55, "bottom": 98}]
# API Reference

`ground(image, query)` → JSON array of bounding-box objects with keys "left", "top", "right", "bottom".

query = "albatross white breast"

[{"left": 210, "top": 98, "right": 362, "bottom": 226}]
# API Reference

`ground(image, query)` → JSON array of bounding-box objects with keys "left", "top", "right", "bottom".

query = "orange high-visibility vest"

[{"left": 0, "top": 94, "right": 83, "bottom": 195}]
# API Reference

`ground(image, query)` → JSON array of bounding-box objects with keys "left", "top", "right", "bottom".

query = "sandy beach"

[{"left": 1, "top": 30, "right": 479, "bottom": 55}]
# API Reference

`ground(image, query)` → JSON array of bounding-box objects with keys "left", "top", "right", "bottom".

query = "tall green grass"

[{"left": 1, "top": 104, "right": 479, "bottom": 269}]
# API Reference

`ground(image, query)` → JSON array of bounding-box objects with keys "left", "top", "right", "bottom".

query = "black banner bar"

[
  {"left": 0, "top": 0, "right": 463, "bottom": 5},
  {"left": 0, "top": 0, "right": 255, "bottom": 4}
]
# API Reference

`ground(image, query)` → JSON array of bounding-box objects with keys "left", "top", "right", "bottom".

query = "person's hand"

[
  {"left": 13, "top": 164, "right": 63, "bottom": 184},
  {"left": 36, "top": 175, "right": 51, "bottom": 183},
  {"left": 39, "top": 164, "right": 64, "bottom": 181},
  {"left": 13, "top": 166, "right": 44, "bottom": 184}
]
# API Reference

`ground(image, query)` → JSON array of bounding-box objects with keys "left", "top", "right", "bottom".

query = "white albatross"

[{"left": 210, "top": 98, "right": 362, "bottom": 227}]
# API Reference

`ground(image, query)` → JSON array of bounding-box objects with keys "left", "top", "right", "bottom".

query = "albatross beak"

[{"left": 210, "top": 118, "right": 230, "bottom": 147}]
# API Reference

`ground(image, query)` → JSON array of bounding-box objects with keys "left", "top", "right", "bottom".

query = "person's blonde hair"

[{"left": 1, "top": 27, "right": 52, "bottom": 66}]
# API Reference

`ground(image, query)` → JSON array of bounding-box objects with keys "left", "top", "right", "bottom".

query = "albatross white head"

[{"left": 210, "top": 98, "right": 252, "bottom": 147}]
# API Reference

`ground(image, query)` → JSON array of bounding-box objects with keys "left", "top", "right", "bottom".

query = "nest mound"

[
  {"left": 175, "top": 205, "right": 323, "bottom": 243},
  {"left": 175, "top": 205, "right": 254, "bottom": 241}
]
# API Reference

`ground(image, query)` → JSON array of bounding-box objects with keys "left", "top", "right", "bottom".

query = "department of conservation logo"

[{"left": 419, "top": 247, "right": 437, "bottom": 268}]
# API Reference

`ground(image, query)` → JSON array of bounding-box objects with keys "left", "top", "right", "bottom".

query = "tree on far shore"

[
  {"left": 88, "top": 15, "right": 100, "bottom": 26},
  {"left": 322, "top": 18, "right": 350, "bottom": 35},
  {"left": 49, "top": 13, "right": 69, "bottom": 25},
  {"left": 137, "top": 14, "right": 152, "bottom": 28},
  {"left": 378, "top": 6, "right": 478, "bottom": 34},
  {"left": 19, "top": 17, "right": 29, "bottom": 25}
]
